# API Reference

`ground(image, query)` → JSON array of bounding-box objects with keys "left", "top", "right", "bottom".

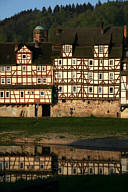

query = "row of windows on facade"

[
  {"left": 64, "top": 45, "right": 106, "bottom": 54},
  {"left": 56, "top": 72, "right": 114, "bottom": 80},
  {"left": 0, "top": 161, "right": 44, "bottom": 170},
  {"left": 0, "top": 78, "right": 47, "bottom": 84},
  {"left": 58, "top": 86, "right": 114, "bottom": 94},
  {"left": 0, "top": 66, "right": 46, "bottom": 72},
  {"left": 57, "top": 59, "right": 114, "bottom": 66},
  {"left": 0, "top": 91, "right": 45, "bottom": 98},
  {"left": 58, "top": 166, "right": 115, "bottom": 175}
]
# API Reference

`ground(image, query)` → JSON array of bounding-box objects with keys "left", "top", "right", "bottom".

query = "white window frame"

[
  {"left": 109, "top": 59, "right": 114, "bottom": 66},
  {"left": 0, "top": 91, "right": 4, "bottom": 98},
  {"left": 37, "top": 66, "right": 41, "bottom": 71},
  {"left": 98, "top": 87, "right": 102, "bottom": 94},
  {"left": 88, "top": 86, "right": 93, "bottom": 93},
  {"left": 72, "top": 72, "right": 76, "bottom": 78},
  {"left": 58, "top": 72, "right": 62, "bottom": 78},
  {"left": 6, "top": 66, "right": 11, "bottom": 72},
  {"left": 98, "top": 73, "right": 103, "bottom": 80},
  {"left": 99, "top": 45, "right": 104, "bottom": 53},
  {"left": 42, "top": 66, "right": 46, "bottom": 71},
  {"left": 89, "top": 59, "right": 93, "bottom": 66},
  {"left": 5, "top": 162, "right": 9, "bottom": 169},
  {"left": 1, "top": 78, "right": 5, "bottom": 84},
  {"left": 7, "top": 78, "right": 11, "bottom": 84},
  {"left": 72, "top": 59, "right": 76, "bottom": 65},
  {"left": 40, "top": 91, "right": 45, "bottom": 96},
  {"left": 40, "top": 163, "right": 44, "bottom": 169},
  {"left": 22, "top": 66, "right": 26, "bottom": 71},
  {"left": 72, "top": 86, "right": 77, "bottom": 93},
  {"left": 109, "top": 72, "right": 114, "bottom": 80},
  {"left": 20, "top": 162, "right": 24, "bottom": 169},
  {"left": 89, "top": 167, "right": 94, "bottom": 175},
  {"left": 20, "top": 91, "right": 24, "bottom": 98},
  {"left": 88, "top": 72, "right": 93, "bottom": 80},
  {"left": 99, "top": 59, "right": 103, "bottom": 65},
  {"left": 65, "top": 45, "right": 70, "bottom": 53},
  {"left": 0, "top": 66, "right": 5, "bottom": 72},
  {"left": 58, "top": 86, "right": 63, "bottom": 93},
  {"left": 22, "top": 54, "right": 27, "bottom": 59},
  {"left": 6, "top": 91, "right": 10, "bottom": 98},
  {"left": 37, "top": 78, "right": 42, "bottom": 84},
  {"left": 58, "top": 59, "right": 62, "bottom": 65},
  {"left": 109, "top": 87, "right": 114, "bottom": 94}
]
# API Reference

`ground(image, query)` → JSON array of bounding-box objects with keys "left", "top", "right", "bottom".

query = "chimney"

[
  {"left": 124, "top": 25, "right": 127, "bottom": 39},
  {"left": 101, "top": 22, "right": 104, "bottom": 35}
]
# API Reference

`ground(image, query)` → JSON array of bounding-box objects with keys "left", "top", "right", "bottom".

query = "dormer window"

[
  {"left": 99, "top": 46, "right": 104, "bottom": 53},
  {"left": 65, "top": 45, "right": 70, "bottom": 52}
]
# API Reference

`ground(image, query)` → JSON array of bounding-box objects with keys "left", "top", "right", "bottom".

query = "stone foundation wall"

[
  {"left": 51, "top": 100, "right": 120, "bottom": 118},
  {"left": 120, "top": 108, "right": 128, "bottom": 118},
  {"left": 0, "top": 104, "right": 42, "bottom": 118}
]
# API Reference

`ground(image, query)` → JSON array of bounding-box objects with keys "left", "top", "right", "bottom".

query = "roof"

[{"left": 34, "top": 26, "right": 46, "bottom": 30}]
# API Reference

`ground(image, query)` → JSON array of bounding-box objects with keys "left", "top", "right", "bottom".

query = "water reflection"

[{"left": 0, "top": 144, "right": 128, "bottom": 182}]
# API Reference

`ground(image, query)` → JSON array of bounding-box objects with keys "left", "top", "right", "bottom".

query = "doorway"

[{"left": 42, "top": 104, "right": 50, "bottom": 117}]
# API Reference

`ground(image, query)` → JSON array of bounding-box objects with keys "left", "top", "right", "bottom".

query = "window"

[
  {"left": 1, "top": 78, "right": 5, "bottom": 84},
  {"left": 99, "top": 59, "right": 103, "bottom": 65},
  {"left": 73, "top": 168, "right": 77, "bottom": 174},
  {"left": 99, "top": 45, "right": 104, "bottom": 53},
  {"left": 65, "top": 45, "right": 70, "bottom": 52},
  {"left": 37, "top": 78, "right": 41, "bottom": 84},
  {"left": 89, "top": 60, "right": 93, "bottom": 66},
  {"left": 40, "top": 163, "right": 44, "bottom": 169},
  {"left": 20, "top": 162, "right": 24, "bottom": 169},
  {"left": 109, "top": 87, "right": 114, "bottom": 94},
  {"left": 109, "top": 59, "right": 114, "bottom": 66},
  {"left": 5, "top": 162, "right": 9, "bottom": 169},
  {"left": 109, "top": 168, "right": 115, "bottom": 175},
  {"left": 42, "top": 66, "right": 46, "bottom": 71},
  {"left": 88, "top": 72, "right": 93, "bottom": 80},
  {"left": 0, "top": 162, "right": 3, "bottom": 170},
  {"left": 72, "top": 72, "right": 76, "bottom": 78},
  {"left": 98, "top": 87, "right": 102, "bottom": 94},
  {"left": 89, "top": 87, "right": 93, "bottom": 93},
  {"left": 6, "top": 91, "right": 10, "bottom": 98},
  {"left": 58, "top": 59, "right": 62, "bottom": 65},
  {"left": 89, "top": 167, "right": 94, "bottom": 174},
  {"left": 20, "top": 91, "right": 24, "bottom": 98},
  {"left": 5, "top": 176, "right": 10, "bottom": 182},
  {"left": 22, "top": 54, "right": 27, "bottom": 59},
  {"left": 109, "top": 72, "right": 114, "bottom": 80},
  {"left": 72, "top": 59, "right": 76, "bottom": 65},
  {"left": 22, "top": 66, "right": 26, "bottom": 71},
  {"left": 0, "top": 66, "right": 4, "bottom": 72},
  {"left": 58, "top": 72, "right": 62, "bottom": 78},
  {"left": 37, "top": 66, "right": 41, "bottom": 71},
  {"left": 58, "top": 168, "right": 62, "bottom": 173},
  {"left": 58, "top": 86, "right": 62, "bottom": 93},
  {"left": 40, "top": 91, "right": 45, "bottom": 96},
  {"left": 6, "top": 66, "right": 11, "bottom": 71},
  {"left": 42, "top": 78, "right": 46, "bottom": 84},
  {"left": 7, "top": 78, "right": 11, "bottom": 84},
  {"left": 0, "top": 91, "right": 4, "bottom": 98},
  {"left": 72, "top": 86, "right": 77, "bottom": 93},
  {"left": 99, "top": 167, "right": 103, "bottom": 175},
  {"left": 98, "top": 73, "right": 102, "bottom": 80}
]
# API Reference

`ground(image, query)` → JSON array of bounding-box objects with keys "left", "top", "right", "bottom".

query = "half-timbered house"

[{"left": 0, "top": 24, "right": 127, "bottom": 118}]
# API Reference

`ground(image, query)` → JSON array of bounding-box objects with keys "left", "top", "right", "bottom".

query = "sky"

[{"left": 0, "top": 0, "right": 108, "bottom": 21}]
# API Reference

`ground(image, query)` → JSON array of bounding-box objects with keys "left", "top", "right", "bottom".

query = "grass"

[
  {"left": 0, "top": 116, "right": 128, "bottom": 138},
  {"left": 0, "top": 175, "right": 128, "bottom": 192}
]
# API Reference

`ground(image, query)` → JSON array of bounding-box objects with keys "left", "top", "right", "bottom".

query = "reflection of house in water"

[{"left": 0, "top": 145, "right": 128, "bottom": 182}]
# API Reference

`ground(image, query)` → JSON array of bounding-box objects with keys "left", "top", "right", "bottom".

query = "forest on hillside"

[{"left": 0, "top": 1, "right": 127, "bottom": 42}]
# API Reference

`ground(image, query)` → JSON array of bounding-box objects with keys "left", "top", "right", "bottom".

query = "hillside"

[{"left": 0, "top": 1, "right": 128, "bottom": 42}]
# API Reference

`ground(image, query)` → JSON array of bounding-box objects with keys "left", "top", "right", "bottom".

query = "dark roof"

[
  {"left": 0, "top": 85, "right": 52, "bottom": 89},
  {"left": 50, "top": 26, "right": 123, "bottom": 58}
]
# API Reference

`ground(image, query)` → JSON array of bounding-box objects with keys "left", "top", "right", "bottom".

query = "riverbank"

[{"left": 0, "top": 116, "right": 128, "bottom": 145}]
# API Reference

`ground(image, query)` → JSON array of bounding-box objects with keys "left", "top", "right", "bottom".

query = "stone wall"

[
  {"left": 51, "top": 100, "right": 120, "bottom": 118},
  {"left": 0, "top": 104, "right": 42, "bottom": 118},
  {"left": 120, "top": 108, "right": 128, "bottom": 118}
]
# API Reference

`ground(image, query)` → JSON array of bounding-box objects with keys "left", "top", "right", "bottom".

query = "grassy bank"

[
  {"left": 0, "top": 175, "right": 128, "bottom": 192},
  {"left": 0, "top": 116, "right": 128, "bottom": 137}
]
